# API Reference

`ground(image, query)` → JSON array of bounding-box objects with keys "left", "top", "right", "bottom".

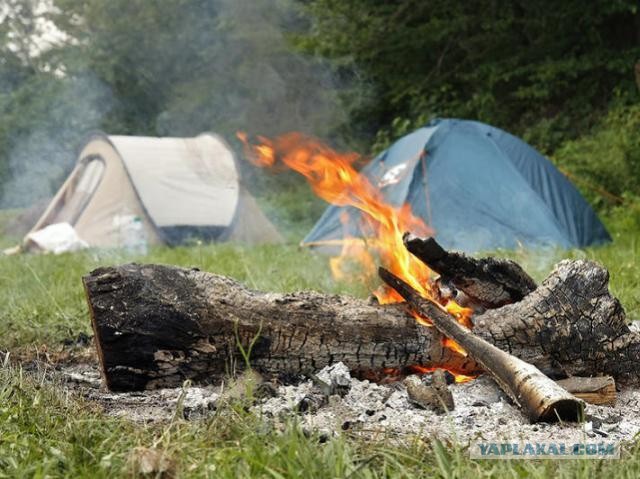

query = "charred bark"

[
  {"left": 473, "top": 259, "right": 639, "bottom": 384},
  {"left": 403, "top": 234, "right": 536, "bottom": 308},
  {"left": 83, "top": 264, "right": 477, "bottom": 391}
]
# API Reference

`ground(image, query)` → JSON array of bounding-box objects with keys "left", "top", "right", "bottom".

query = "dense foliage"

[
  {"left": 298, "top": 0, "right": 640, "bottom": 151},
  {"left": 554, "top": 102, "right": 640, "bottom": 209}
]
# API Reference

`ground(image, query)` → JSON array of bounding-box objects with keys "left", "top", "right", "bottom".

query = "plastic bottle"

[{"left": 123, "top": 215, "right": 148, "bottom": 256}]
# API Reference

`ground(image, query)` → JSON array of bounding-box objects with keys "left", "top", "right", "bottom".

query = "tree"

[
  {"left": 0, "top": 0, "right": 346, "bottom": 206},
  {"left": 298, "top": 0, "right": 640, "bottom": 152}
]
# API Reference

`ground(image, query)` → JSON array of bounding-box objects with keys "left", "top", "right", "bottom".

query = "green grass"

[
  {"left": 496, "top": 208, "right": 640, "bottom": 319},
  {"left": 4, "top": 362, "right": 640, "bottom": 478},
  {"left": 1, "top": 208, "right": 640, "bottom": 477},
  {"left": 1, "top": 208, "right": 638, "bottom": 350}
]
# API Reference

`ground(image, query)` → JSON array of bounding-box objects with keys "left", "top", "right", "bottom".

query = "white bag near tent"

[{"left": 25, "top": 222, "right": 89, "bottom": 254}]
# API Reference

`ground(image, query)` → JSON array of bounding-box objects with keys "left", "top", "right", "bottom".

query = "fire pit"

[
  {"left": 84, "top": 240, "right": 635, "bottom": 420},
  {"left": 59, "top": 358, "right": 640, "bottom": 446},
  {"left": 79, "top": 131, "right": 640, "bottom": 442}
]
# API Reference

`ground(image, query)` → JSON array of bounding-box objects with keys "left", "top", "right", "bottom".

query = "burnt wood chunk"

[
  {"left": 556, "top": 376, "right": 616, "bottom": 406},
  {"left": 473, "top": 260, "right": 639, "bottom": 385},
  {"left": 83, "top": 263, "right": 478, "bottom": 391},
  {"left": 403, "top": 233, "right": 537, "bottom": 308},
  {"left": 404, "top": 369, "right": 454, "bottom": 413}
]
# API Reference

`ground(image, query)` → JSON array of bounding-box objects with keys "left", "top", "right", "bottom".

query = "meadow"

[{"left": 1, "top": 207, "right": 639, "bottom": 478}]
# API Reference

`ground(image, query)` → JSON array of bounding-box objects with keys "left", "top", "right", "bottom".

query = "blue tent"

[{"left": 303, "top": 118, "right": 610, "bottom": 252}]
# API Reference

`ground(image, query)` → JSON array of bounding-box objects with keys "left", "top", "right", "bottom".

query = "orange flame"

[{"left": 238, "top": 131, "right": 474, "bottom": 358}]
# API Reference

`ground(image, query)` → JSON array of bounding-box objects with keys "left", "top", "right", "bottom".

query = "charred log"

[
  {"left": 473, "top": 260, "right": 639, "bottom": 384},
  {"left": 83, "top": 263, "right": 478, "bottom": 391},
  {"left": 403, "top": 234, "right": 536, "bottom": 308},
  {"left": 84, "top": 260, "right": 639, "bottom": 393}
]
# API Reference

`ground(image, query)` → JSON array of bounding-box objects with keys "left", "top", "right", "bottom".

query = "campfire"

[
  {"left": 236, "top": 132, "right": 476, "bottom": 364},
  {"left": 236, "top": 132, "right": 470, "bottom": 317},
  {"left": 84, "top": 133, "right": 636, "bottom": 427}
]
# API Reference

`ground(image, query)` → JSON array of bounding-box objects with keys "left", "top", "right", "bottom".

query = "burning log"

[
  {"left": 378, "top": 267, "right": 584, "bottom": 423},
  {"left": 403, "top": 234, "right": 537, "bottom": 308},
  {"left": 85, "top": 259, "right": 639, "bottom": 393},
  {"left": 404, "top": 235, "right": 638, "bottom": 385},
  {"left": 472, "top": 259, "right": 638, "bottom": 384}
]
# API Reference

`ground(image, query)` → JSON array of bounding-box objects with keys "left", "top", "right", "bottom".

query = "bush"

[{"left": 552, "top": 101, "right": 640, "bottom": 211}]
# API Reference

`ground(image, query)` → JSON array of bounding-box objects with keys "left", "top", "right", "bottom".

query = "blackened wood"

[
  {"left": 379, "top": 267, "right": 583, "bottom": 423},
  {"left": 474, "top": 259, "right": 640, "bottom": 384},
  {"left": 83, "top": 263, "right": 478, "bottom": 391},
  {"left": 403, "top": 233, "right": 537, "bottom": 308}
]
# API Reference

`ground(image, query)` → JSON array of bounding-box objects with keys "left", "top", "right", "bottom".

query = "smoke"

[
  {"left": 152, "top": 0, "right": 358, "bottom": 237},
  {"left": 0, "top": 72, "right": 114, "bottom": 209},
  {"left": 156, "top": 0, "right": 352, "bottom": 141},
  {"left": 506, "top": 245, "right": 585, "bottom": 284},
  {"left": 0, "top": 0, "right": 356, "bottom": 222}
]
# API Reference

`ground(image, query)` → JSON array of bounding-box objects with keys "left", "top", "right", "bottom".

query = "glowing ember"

[
  {"left": 238, "top": 131, "right": 474, "bottom": 359},
  {"left": 407, "top": 365, "right": 476, "bottom": 384}
]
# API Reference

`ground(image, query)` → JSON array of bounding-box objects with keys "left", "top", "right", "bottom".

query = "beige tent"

[{"left": 25, "top": 133, "right": 282, "bottom": 249}]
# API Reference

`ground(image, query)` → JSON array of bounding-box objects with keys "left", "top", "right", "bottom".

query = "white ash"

[
  {"left": 257, "top": 362, "right": 640, "bottom": 445},
  {"left": 629, "top": 320, "right": 640, "bottom": 333},
  {"left": 55, "top": 363, "right": 218, "bottom": 422},
  {"left": 86, "top": 385, "right": 219, "bottom": 422},
  {"left": 315, "top": 362, "right": 351, "bottom": 385},
  {"left": 55, "top": 362, "right": 640, "bottom": 446},
  {"left": 60, "top": 365, "right": 102, "bottom": 388}
]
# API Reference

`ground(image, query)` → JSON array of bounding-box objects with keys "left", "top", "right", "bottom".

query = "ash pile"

[
  {"left": 62, "top": 361, "right": 640, "bottom": 446},
  {"left": 256, "top": 363, "right": 640, "bottom": 445}
]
